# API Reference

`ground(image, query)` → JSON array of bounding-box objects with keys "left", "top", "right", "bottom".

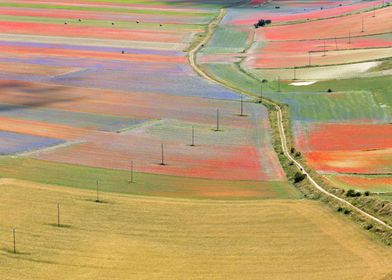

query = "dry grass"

[{"left": 0, "top": 179, "right": 390, "bottom": 280}]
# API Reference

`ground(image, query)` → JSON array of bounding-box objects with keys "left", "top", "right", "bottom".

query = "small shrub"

[
  {"left": 343, "top": 209, "right": 351, "bottom": 215},
  {"left": 365, "top": 224, "right": 373, "bottom": 230},
  {"left": 337, "top": 207, "right": 343, "bottom": 212},
  {"left": 290, "top": 147, "right": 295, "bottom": 154},
  {"left": 327, "top": 88, "right": 333, "bottom": 92},
  {"left": 364, "top": 191, "right": 370, "bottom": 196},
  {"left": 294, "top": 172, "right": 307, "bottom": 183},
  {"left": 355, "top": 191, "right": 361, "bottom": 197},
  {"left": 295, "top": 151, "right": 301, "bottom": 157},
  {"left": 346, "top": 189, "right": 356, "bottom": 197},
  {"left": 289, "top": 161, "right": 294, "bottom": 166}
]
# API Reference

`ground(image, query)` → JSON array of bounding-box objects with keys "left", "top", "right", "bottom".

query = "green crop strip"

[
  {"left": 0, "top": 157, "right": 300, "bottom": 200},
  {"left": 0, "top": 15, "right": 204, "bottom": 31},
  {"left": 0, "top": 2, "right": 213, "bottom": 17}
]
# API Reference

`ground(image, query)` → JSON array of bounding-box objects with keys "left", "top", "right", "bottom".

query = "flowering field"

[
  {"left": 0, "top": 0, "right": 290, "bottom": 199},
  {"left": 200, "top": 0, "right": 392, "bottom": 194},
  {"left": 0, "top": 131, "right": 63, "bottom": 154},
  {"left": 324, "top": 174, "right": 392, "bottom": 193}
]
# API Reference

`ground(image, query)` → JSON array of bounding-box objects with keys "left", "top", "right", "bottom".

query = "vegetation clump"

[
  {"left": 254, "top": 19, "right": 272, "bottom": 28},
  {"left": 294, "top": 172, "right": 307, "bottom": 183}
]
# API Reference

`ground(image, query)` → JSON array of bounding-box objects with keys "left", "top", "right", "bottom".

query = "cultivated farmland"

[
  {"left": 0, "top": 181, "right": 390, "bottom": 279},
  {"left": 213, "top": 0, "right": 392, "bottom": 195},
  {"left": 0, "top": 0, "right": 391, "bottom": 278}
]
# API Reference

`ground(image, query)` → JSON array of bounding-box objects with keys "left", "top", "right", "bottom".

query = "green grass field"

[
  {"left": 201, "top": 63, "right": 262, "bottom": 95},
  {"left": 0, "top": 2, "right": 214, "bottom": 16},
  {"left": 200, "top": 26, "right": 251, "bottom": 54},
  {"left": 0, "top": 181, "right": 390, "bottom": 279},
  {"left": 0, "top": 157, "right": 300, "bottom": 200},
  {"left": 0, "top": 15, "right": 204, "bottom": 31}
]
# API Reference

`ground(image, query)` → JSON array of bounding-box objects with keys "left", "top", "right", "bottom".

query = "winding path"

[{"left": 188, "top": 7, "right": 392, "bottom": 230}]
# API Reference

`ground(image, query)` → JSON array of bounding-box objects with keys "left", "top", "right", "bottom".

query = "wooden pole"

[
  {"left": 13, "top": 229, "right": 16, "bottom": 254},
  {"left": 216, "top": 108, "right": 220, "bottom": 131},
  {"left": 260, "top": 84, "right": 263, "bottom": 102},
  {"left": 96, "top": 179, "right": 100, "bottom": 202},
  {"left": 191, "top": 126, "right": 195, "bottom": 146},
  {"left": 160, "top": 144, "right": 165, "bottom": 165},
  {"left": 57, "top": 203, "right": 60, "bottom": 227},
  {"left": 293, "top": 66, "right": 297, "bottom": 80},
  {"left": 240, "top": 95, "right": 244, "bottom": 116},
  {"left": 130, "top": 161, "right": 134, "bottom": 183}
]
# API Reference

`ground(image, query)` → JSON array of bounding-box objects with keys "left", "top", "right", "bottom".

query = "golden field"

[{"left": 0, "top": 179, "right": 390, "bottom": 280}]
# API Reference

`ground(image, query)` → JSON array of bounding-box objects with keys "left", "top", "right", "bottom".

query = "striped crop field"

[
  {"left": 198, "top": 0, "right": 392, "bottom": 218},
  {"left": 0, "top": 0, "right": 391, "bottom": 279},
  {"left": 0, "top": 0, "right": 289, "bottom": 198}
]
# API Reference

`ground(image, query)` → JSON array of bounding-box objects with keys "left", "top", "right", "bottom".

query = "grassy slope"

[
  {"left": 0, "top": 157, "right": 300, "bottom": 200},
  {"left": 0, "top": 182, "right": 390, "bottom": 279}
]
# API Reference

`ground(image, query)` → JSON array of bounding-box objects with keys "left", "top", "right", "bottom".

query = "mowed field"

[{"left": 0, "top": 180, "right": 391, "bottom": 280}]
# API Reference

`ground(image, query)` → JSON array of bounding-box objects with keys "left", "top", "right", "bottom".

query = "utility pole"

[
  {"left": 13, "top": 229, "right": 16, "bottom": 254},
  {"left": 260, "top": 84, "right": 263, "bottom": 103},
  {"left": 96, "top": 179, "right": 100, "bottom": 202},
  {"left": 57, "top": 203, "right": 60, "bottom": 227},
  {"left": 361, "top": 17, "right": 364, "bottom": 32},
  {"left": 240, "top": 95, "right": 244, "bottom": 116},
  {"left": 191, "top": 126, "right": 195, "bottom": 146},
  {"left": 160, "top": 144, "right": 165, "bottom": 165},
  {"left": 293, "top": 66, "right": 297, "bottom": 80},
  {"left": 130, "top": 161, "right": 134, "bottom": 183},
  {"left": 215, "top": 108, "right": 220, "bottom": 131}
]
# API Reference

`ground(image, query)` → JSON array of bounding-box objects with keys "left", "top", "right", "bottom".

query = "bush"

[
  {"left": 365, "top": 224, "right": 373, "bottom": 230},
  {"left": 346, "top": 189, "right": 356, "bottom": 197},
  {"left": 288, "top": 161, "right": 294, "bottom": 166},
  {"left": 343, "top": 209, "right": 351, "bottom": 215},
  {"left": 295, "top": 151, "right": 301, "bottom": 157},
  {"left": 290, "top": 147, "right": 295, "bottom": 154},
  {"left": 337, "top": 207, "right": 343, "bottom": 212},
  {"left": 364, "top": 191, "right": 370, "bottom": 196},
  {"left": 294, "top": 172, "right": 307, "bottom": 183},
  {"left": 355, "top": 191, "right": 361, "bottom": 197},
  {"left": 327, "top": 88, "right": 333, "bottom": 92}
]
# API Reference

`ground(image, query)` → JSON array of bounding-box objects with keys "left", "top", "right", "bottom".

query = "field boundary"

[{"left": 188, "top": 7, "right": 392, "bottom": 231}]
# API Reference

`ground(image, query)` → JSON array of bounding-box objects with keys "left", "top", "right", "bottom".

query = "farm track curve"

[{"left": 188, "top": 6, "right": 392, "bottom": 231}]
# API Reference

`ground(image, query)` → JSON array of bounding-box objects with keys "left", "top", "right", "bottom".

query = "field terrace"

[
  {"left": 227, "top": 0, "right": 390, "bottom": 25},
  {"left": 0, "top": 0, "right": 289, "bottom": 199},
  {"left": 210, "top": 0, "right": 392, "bottom": 192},
  {"left": 246, "top": 5, "right": 392, "bottom": 70}
]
